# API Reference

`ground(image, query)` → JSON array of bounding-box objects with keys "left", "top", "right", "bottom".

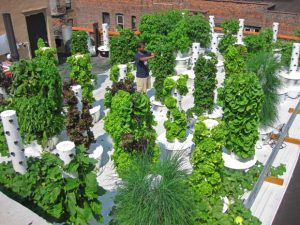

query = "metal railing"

[{"left": 245, "top": 98, "right": 300, "bottom": 209}]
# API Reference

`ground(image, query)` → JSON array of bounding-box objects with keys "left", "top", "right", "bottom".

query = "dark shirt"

[{"left": 135, "top": 51, "right": 151, "bottom": 78}]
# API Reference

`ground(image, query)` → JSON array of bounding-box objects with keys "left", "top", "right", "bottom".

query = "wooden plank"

[
  {"left": 271, "top": 134, "right": 300, "bottom": 145},
  {"left": 288, "top": 108, "right": 300, "bottom": 114},
  {"left": 265, "top": 176, "right": 284, "bottom": 186}
]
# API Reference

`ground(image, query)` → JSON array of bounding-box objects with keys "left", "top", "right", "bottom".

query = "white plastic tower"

[
  {"left": 98, "top": 23, "right": 110, "bottom": 52},
  {"left": 236, "top": 19, "right": 245, "bottom": 45},
  {"left": 55, "top": 141, "right": 76, "bottom": 165},
  {"left": 273, "top": 22, "right": 279, "bottom": 42},
  {"left": 209, "top": 15, "right": 215, "bottom": 34},
  {"left": 118, "top": 64, "right": 127, "bottom": 80},
  {"left": 1, "top": 110, "right": 27, "bottom": 174},
  {"left": 71, "top": 85, "right": 83, "bottom": 113},
  {"left": 191, "top": 42, "right": 201, "bottom": 68}
]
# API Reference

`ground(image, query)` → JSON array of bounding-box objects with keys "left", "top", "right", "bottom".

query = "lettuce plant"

[
  {"left": 218, "top": 73, "right": 263, "bottom": 159},
  {"left": 219, "top": 19, "right": 239, "bottom": 53},
  {"left": 104, "top": 80, "right": 158, "bottom": 177},
  {"left": 223, "top": 45, "right": 247, "bottom": 77},
  {"left": 193, "top": 53, "right": 218, "bottom": 115}
]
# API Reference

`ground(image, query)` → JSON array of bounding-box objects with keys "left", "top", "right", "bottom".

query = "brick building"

[{"left": 69, "top": 0, "right": 300, "bottom": 34}]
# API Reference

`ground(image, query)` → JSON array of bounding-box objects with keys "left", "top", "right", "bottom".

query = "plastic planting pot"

[{"left": 100, "top": 50, "right": 109, "bottom": 58}]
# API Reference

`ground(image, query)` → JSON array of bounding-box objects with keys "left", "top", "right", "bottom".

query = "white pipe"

[
  {"left": 1, "top": 110, "right": 27, "bottom": 174},
  {"left": 192, "top": 42, "right": 201, "bottom": 67},
  {"left": 103, "top": 23, "right": 109, "bottom": 49},
  {"left": 118, "top": 64, "right": 127, "bottom": 80},
  {"left": 211, "top": 33, "right": 219, "bottom": 54},
  {"left": 289, "top": 43, "right": 300, "bottom": 73},
  {"left": 209, "top": 15, "right": 215, "bottom": 34},
  {"left": 71, "top": 85, "right": 83, "bottom": 113},
  {"left": 236, "top": 19, "right": 245, "bottom": 45},
  {"left": 272, "top": 22, "right": 279, "bottom": 42},
  {"left": 56, "top": 141, "right": 76, "bottom": 165}
]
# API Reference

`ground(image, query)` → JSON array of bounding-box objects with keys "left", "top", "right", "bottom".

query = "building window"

[
  {"left": 116, "top": 13, "right": 124, "bottom": 29},
  {"left": 102, "top": 12, "right": 110, "bottom": 25},
  {"left": 132, "top": 16, "right": 137, "bottom": 30},
  {"left": 67, "top": 19, "right": 73, "bottom": 26},
  {"left": 65, "top": 0, "right": 72, "bottom": 10}
]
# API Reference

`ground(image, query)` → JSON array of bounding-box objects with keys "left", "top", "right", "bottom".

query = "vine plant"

[
  {"left": 193, "top": 53, "right": 218, "bottom": 115},
  {"left": 0, "top": 145, "right": 104, "bottom": 225},
  {"left": 163, "top": 75, "right": 188, "bottom": 142},
  {"left": 104, "top": 80, "right": 159, "bottom": 177},
  {"left": 67, "top": 53, "right": 96, "bottom": 104},
  {"left": 218, "top": 72, "right": 264, "bottom": 159}
]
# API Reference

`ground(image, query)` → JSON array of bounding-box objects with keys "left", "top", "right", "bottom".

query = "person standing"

[{"left": 135, "top": 42, "right": 155, "bottom": 92}]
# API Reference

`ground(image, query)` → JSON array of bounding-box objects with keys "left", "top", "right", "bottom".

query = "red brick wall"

[{"left": 70, "top": 0, "right": 300, "bottom": 34}]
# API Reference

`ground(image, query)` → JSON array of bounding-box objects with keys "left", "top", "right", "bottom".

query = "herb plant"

[
  {"left": 67, "top": 53, "right": 96, "bottom": 104},
  {"left": 193, "top": 53, "right": 218, "bottom": 115},
  {"left": 219, "top": 19, "right": 239, "bottom": 53},
  {"left": 246, "top": 51, "right": 282, "bottom": 127},
  {"left": 218, "top": 73, "right": 263, "bottom": 159},
  {"left": 244, "top": 28, "right": 273, "bottom": 53},
  {"left": 162, "top": 75, "right": 188, "bottom": 142},
  {"left": 10, "top": 40, "right": 64, "bottom": 146},
  {"left": 111, "top": 156, "right": 195, "bottom": 225},
  {"left": 168, "top": 19, "right": 191, "bottom": 53},
  {"left": 71, "top": 31, "right": 89, "bottom": 55},
  {"left": 223, "top": 45, "right": 247, "bottom": 77}
]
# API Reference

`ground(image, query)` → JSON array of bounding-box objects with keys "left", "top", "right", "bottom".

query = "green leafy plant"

[
  {"left": 162, "top": 75, "right": 188, "bottom": 142},
  {"left": 168, "top": 19, "right": 191, "bottom": 53},
  {"left": 193, "top": 53, "right": 218, "bottom": 115},
  {"left": 10, "top": 40, "right": 64, "bottom": 146},
  {"left": 224, "top": 45, "right": 248, "bottom": 77},
  {"left": 185, "top": 14, "right": 211, "bottom": 47},
  {"left": 71, "top": 31, "right": 88, "bottom": 55},
  {"left": 110, "top": 64, "right": 119, "bottom": 83},
  {"left": 0, "top": 145, "right": 104, "bottom": 224},
  {"left": 218, "top": 73, "right": 263, "bottom": 159},
  {"left": 126, "top": 63, "right": 135, "bottom": 81},
  {"left": 274, "top": 40, "right": 294, "bottom": 67},
  {"left": 246, "top": 51, "right": 282, "bottom": 127},
  {"left": 104, "top": 80, "right": 159, "bottom": 177},
  {"left": 109, "top": 29, "right": 137, "bottom": 65},
  {"left": 67, "top": 53, "right": 96, "bottom": 103},
  {"left": 270, "top": 163, "right": 286, "bottom": 177},
  {"left": 111, "top": 156, "right": 195, "bottom": 225},
  {"left": 147, "top": 35, "right": 175, "bottom": 101},
  {"left": 244, "top": 28, "right": 273, "bottom": 53},
  {"left": 62, "top": 83, "right": 95, "bottom": 149},
  {"left": 219, "top": 19, "right": 239, "bottom": 53},
  {"left": 294, "top": 29, "right": 300, "bottom": 37}
]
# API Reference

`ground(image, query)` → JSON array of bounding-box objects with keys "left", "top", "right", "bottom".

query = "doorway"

[{"left": 25, "top": 12, "right": 48, "bottom": 57}]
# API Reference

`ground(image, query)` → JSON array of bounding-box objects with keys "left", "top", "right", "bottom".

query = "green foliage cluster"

[
  {"left": 10, "top": 40, "right": 64, "bottom": 145},
  {"left": 147, "top": 35, "right": 176, "bottom": 101},
  {"left": 67, "top": 53, "right": 96, "bottom": 104},
  {"left": 219, "top": 19, "right": 239, "bottom": 53},
  {"left": 0, "top": 145, "right": 104, "bottom": 225},
  {"left": 191, "top": 117, "right": 224, "bottom": 200},
  {"left": 111, "top": 156, "right": 195, "bottom": 225},
  {"left": 0, "top": 99, "right": 8, "bottom": 157},
  {"left": 109, "top": 63, "right": 135, "bottom": 83},
  {"left": 294, "top": 29, "right": 300, "bottom": 37},
  {"left": 193, "top": 53, "right": 218, "bottom": 115},
  {"left": 104, "top": 80, "right": 159, "bottom": 177},
  {"left": 274, "top": 40, "right": 294, "bottom": 67},
  {"left": 223, "top": 45, "right": 247, "bottom": 77},
  {"left": 270, "top": 163, "right": 286, "bottom": 177},
  {"left": 162, "top": 75, "right": 188, "bottom": 142},
  {"left": 71, "top": 31, "right": 89, "bottom": 55},
  {"left": 0, "top": 65, "right": 12, "bottom": 94},
  {"left": 139, "top": 10, "right": 210, "bottom": 101},
  {"left": 244, "top": 28, "right": 273, "bottom": 53},
  {"left": 218, "top": 73, "right": 263, "bottom": 159},
  {"left": 110, "top": 29, "right": 137, "bottom": 65},
  {"left": 62, "top": 83, "right": 95, "bottom": 149},
  {"left": 246, "top": 51, "right": 282, "bottom": 127}
]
